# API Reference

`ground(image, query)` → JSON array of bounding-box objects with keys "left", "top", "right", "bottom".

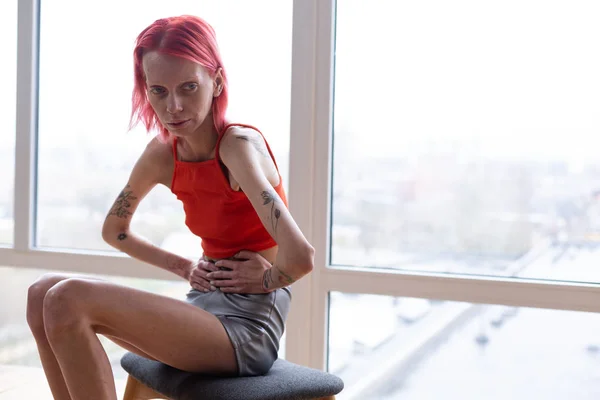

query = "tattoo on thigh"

[
  {"left": 236, "top": 135, "right": 270, "bottom": 158},
  {"left": 108, "top": 185, "right": 137, "bottom": 219},
  {"left": 261, "top": 190, "right": 281, "bottom": 233}
]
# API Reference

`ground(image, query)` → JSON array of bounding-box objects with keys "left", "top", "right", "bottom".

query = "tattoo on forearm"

[
  {"left": 263, "top": 268, "right": 274, "bottom": 289},
  {"left": 108, "top": 185, "right": 138, "bottom": 218},
  {"left": 275, "top": 265, "right": 295, "bottom": 285},
  {"left": 117, "top": 233, "right": 127, "bottom": 241},
  {"left": 236, "top": 135, "right": 270, "bottom": 158},
  {"left": 261, "top": 190, "right": 281, "bottom": 233},
  {"left": 264, "top": 265, "right": 295, "bottom": 290}
]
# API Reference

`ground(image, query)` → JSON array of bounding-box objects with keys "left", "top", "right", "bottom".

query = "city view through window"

[{"left": 328, "top": 1, "right": 600, "bottom": 397}]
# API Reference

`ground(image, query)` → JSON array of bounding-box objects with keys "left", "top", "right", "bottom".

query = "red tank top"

[{"left": 170, "top": 123, "right": 288, "bottom": 259}]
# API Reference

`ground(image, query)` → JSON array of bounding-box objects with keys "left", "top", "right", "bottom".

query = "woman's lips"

[{"left": 167, "top": 120, "right": 190, "bottom": 129}]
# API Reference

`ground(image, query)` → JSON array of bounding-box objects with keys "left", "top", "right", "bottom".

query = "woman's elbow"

[
  {"left": 286, "top": 243, "right": 314, "bottom": 276},
  {"left": 101, "top": 226, "right": 115, "bottom": 246},
  {"left": 101, "top": 222, "right": 126, "bottom": 247},
  {"left": 300, "top": 243, "right": 315, "bottom": 274}
]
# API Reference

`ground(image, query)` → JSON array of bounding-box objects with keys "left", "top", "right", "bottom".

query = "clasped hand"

[{"left": 188, "top": 250, "right": 272, "bottom": 294}]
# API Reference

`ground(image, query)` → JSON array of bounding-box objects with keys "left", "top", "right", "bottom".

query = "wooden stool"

[{"left": 120, "top": 352, "right": 344, "bottom": 400}]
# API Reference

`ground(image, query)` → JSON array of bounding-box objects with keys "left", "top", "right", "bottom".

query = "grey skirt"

[{"left": 185, "top": 286, "right": 291, "bottom": 376}]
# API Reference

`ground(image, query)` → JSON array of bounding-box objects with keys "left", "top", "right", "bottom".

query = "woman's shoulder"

[
  {"left": 221, "top": 124, "right": 262, "bottom": 141},
  {"left": 143, "top": 135, "right": 174, "bottom": 163},
  {"left": 218, "top": 124, "right": 281, "bottom": 187},
  {"left": 219, "top": 124, "right": 269, "bottom": 157},
  {"left": 134, "top": 135, "right": 174, "bottom": 186}
]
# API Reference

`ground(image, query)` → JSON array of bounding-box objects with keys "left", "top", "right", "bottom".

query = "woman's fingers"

[
  {"left": 214, "top": 259, "right": 243, "bottom": 271},
  {"left": 206, "top": 270, "right": 235, "bottom": 280},
  {"left": 190, "top": 267, "right": 206, "bottom": 280},
  {"left": 199, "top": 260, "right": 219, "bottom": 272},
  {"left": 189, "top": 261, "right": 219, "bottom": 292},
  {"left": 190, "top": 276, "right": 212, "bottom": 292},
  {"left": 234, "top": 250, "right": 259, "bottom": 261},
  {"left": 210, "top": 278, "right": 237, "bottom": 288},
  {"left": 193, "top": 257, "right": 270, "bottom": 293}
]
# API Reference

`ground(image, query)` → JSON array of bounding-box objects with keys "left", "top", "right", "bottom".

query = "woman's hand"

[
  {"left": 207, "top": 251, "right": 272, "bottom": 294},
  {"left": 188, "top": 259, "right": 220, "bottom": 292}
]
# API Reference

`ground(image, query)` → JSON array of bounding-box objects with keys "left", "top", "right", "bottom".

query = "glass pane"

[
  {"left": 331, "top": 0, "right": 600, "bottom": 283},
  {"left": 36, "top": 0, "right": 292, "bottom": 252},
  {"left": 329, "top": 291, "right": 600, "bottom": 399},
  {"left": 0, "top": 0, "right": 17, "bottom": 245}
]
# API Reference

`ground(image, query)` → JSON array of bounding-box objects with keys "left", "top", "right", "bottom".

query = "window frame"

[
  {"left": 5, "top": 0, "right": 600, "bottom": 373},
  {"left": 284, "top": 0, "right": 600, "bottom": 370}
]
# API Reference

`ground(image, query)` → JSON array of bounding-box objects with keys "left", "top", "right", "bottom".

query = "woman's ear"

[{"left": 213, "top": 68, "right": 224, "bottom": 97}]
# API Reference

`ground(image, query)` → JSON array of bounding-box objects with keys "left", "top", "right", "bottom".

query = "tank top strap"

[{"left": 214, "top": 123, "right": 281, "bottom": 172}]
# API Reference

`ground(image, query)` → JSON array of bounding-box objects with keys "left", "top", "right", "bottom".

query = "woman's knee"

[
  {"left": 42, "top": 278, "right": 90, "bottom": 338},
  {"left": 26, "top": 273, "right": 70, "bottom": 336}
]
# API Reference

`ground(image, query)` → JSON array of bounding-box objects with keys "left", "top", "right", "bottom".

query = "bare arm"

[
  {"left": 219, "top": 127, "right": 315, "bottom": 291},
  {"left": 101, "top": 137, "right": 193, "bottom": 280}
]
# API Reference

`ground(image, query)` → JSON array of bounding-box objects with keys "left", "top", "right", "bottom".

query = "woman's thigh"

[
  {"left": 29, "top": 274, "right": 156, "bottom": 361},
  {"left": 44, "top": 278, "right": 237, "bottom": 374}
]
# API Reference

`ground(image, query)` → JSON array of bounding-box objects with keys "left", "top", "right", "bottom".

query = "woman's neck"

[{"left": 176, "top": 121, "right": 219, "bottom": 162}]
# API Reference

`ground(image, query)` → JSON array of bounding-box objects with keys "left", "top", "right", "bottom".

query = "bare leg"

[
  {"left": 42, "top": 277, "right": 237, "bottom": 400},
  {"left": 27, "top": 274, "right": 178, "bottom": 400},
  {"left": 27, "top": 274, "right": 76, "bottom": 400}
]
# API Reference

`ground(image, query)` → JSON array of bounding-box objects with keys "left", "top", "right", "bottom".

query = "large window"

[
  {"left": 332, "top": 0, "right": 600, "bottom": 283},
  {"left": 36, "top": 0, "right": 292, "bottom": 252},
  {"left": 320, "top": 1, "right": 600, "bottom": 396},
  {"left": 278, "top": 0, "right": 600, "bottom": 394},
  {"left": 0, "top": 0, "right": 17, "bottom": 245}
]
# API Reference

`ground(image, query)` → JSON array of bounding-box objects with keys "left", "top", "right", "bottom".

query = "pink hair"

[{"left": 129, "top": 15, "right": 229, "bottom": 142}]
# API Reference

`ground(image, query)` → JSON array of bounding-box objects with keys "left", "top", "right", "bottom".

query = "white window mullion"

[
  {"left": 0, "top": 247, "right": 176, "bottom": 281},
  {"left": 322, "top": 267, "right": 600, "bottom": 313},
  {"left": 308, "top": 0, "right": 336, "bottom": 371},
  {"left": 13, "top": 0, "right": 39, "bottom": 252},
  {"left": 284, "top": 0, "right": 319, "bottom": 367}
]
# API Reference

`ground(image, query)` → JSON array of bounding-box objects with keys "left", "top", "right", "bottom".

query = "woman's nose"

[{"left": 166, "top": 95, "right": 183, "bottom": 114}]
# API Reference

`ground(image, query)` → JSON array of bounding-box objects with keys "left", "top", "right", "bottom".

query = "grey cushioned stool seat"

[{"left": 120, "top": 352, "right": 344, "bottom": 400}]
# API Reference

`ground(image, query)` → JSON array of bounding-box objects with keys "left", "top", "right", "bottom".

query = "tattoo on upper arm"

[
  {"left": 261, "top": 190, "right": 282, "bottom": 233},
  {"left": 117, "top": 233, "right": 127, "bottom": 241},
  {"left": 236, "top": 135, "right": 270, "bottom": 158},
  {"left": 108, "top": 185, "right": 138, "bottom": 219}
]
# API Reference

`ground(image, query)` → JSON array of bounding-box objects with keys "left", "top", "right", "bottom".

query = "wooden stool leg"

[{"left": 122, "top": 375, "right": 170, "bottom": 400}]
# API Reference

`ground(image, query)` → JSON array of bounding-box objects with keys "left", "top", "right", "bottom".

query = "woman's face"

[{"left": 142, "top": 51, "right": 221, "bottom": 137}]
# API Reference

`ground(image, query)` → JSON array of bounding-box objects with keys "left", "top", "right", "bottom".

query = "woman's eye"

[
  {"left": 149, "top": 87, "right": 165, "bottom": 95},
  {"left": 184, "top": 83, "right": 198, "bottom": 90}
]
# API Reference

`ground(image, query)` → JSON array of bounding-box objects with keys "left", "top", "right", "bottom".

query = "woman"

[{"left": 26, "top": 15, "right": 314, "bottom": 400}]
